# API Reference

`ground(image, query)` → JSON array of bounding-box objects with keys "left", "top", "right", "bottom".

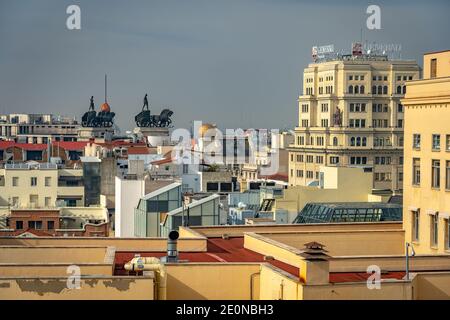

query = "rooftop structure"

[{"left": 293, "top": 202, "right": 402, "bottom": 224}]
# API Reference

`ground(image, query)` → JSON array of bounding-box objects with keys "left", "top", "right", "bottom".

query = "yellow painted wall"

[
  {"left": 423, "top": 51, "right": 450, "bottom": 79},
  {"left": 414, "top": 272, "right": 450, "bottom": 299},
  {"left": 402, "top": 53, "right": 450, "bottom": 255},
  {"left": 302, "top": 280, "right": 413, "bottom": 300},
  {"left": 259, "top": 264, "right": 301, "bottom": 300},
  {"left": 248, "top": 230, "right": 404, "bottom": 257},
  {"left": 190, "top": 222, "right": 402, "bottom": 238},
  {"left": 0, "top": 237, "right": 207, "bottom": 252},
  {"left": 165, "top": 263, "right": 261, "bottom": 300},
  {"left": 0, "top": 264, "right": 113, "bottom": 277},
  {"left": 0, "top": 276, "right": 154, "bottom": 300}
]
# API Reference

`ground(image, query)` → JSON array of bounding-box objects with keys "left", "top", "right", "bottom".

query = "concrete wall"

[
  {"left": 0, "top": 276, "right": 154, "bottom": 300},
  {"left": 263, "top": 230, "right": 405, "bottom": 256},
  {"left": 0, "top": 237, "right": 207, "bottom": 252},
  {"left": 189, "top": 222, "right": 402, "bottom": 237},
  {"left": 115, "top": 176, "right": 145, "bottom": 237},
  {"left": 0, "top": 264, "right": 113, "bottom": 277},
  {"left": 302, "top": 280, "right": 413, "bottom": 300},
  {"left": 414, "top": 272, "right": 450, "bottom": 299},
  {"left": 0, "top": 246, "right": 108, "bottom": 264},
  {"left": 166, "top": 263, "right": 260, "bottom": 300},
  {"left": 259, "top": 264, "right": 302, "bottom": 300}
]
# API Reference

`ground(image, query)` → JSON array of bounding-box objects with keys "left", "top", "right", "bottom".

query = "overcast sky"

[{"left": 0, "top": 0, "right": 449, "bottom": 132}]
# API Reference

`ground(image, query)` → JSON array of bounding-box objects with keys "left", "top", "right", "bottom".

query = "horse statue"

[
  {"left": 81, "top": 96, "right": 115, "bottom": 127},
  {"left": 150, "top": 109, "right": 173, "bottom": 127},
  {"left": 96, "top": 111, "right": 116, "bottom": 127}
]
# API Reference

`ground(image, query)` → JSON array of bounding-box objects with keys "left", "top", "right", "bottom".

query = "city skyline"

[{"left": 1, "top": 0, "right": 450, "bottom": 132}]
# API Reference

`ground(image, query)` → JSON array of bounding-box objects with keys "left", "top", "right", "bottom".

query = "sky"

[{"left": 0, "top": 0, "right": 449, "bottom": 133}]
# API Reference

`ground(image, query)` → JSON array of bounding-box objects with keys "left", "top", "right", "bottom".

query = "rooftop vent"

[
  {"left": 162, "top": 230, "right": 179, "bottom": 263},
  {"left": 300, "top": 242, "right": 329, "bottom": 261}
]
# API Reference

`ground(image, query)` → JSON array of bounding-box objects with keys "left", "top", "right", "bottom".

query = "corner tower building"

[{"left": 289, "top": 49, "right": 420, "bottom": 192}]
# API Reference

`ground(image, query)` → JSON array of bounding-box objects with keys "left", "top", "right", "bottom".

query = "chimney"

[
  {"left": 165, "top": 230, "right": 179, "bottom": 263},
  {"left": 299, "top": 242, "right": 330, "bottom": 285}
]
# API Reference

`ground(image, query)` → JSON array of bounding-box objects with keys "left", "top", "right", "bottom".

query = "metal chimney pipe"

[{"left": 166, "top": 230, "right": 179, "bottom": 263}]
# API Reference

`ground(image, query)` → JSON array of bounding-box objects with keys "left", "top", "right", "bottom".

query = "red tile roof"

[
  {"left": 52, "top": 141, "right": 88, "bottom": 151},
  {"left": 151, "top": 158, "right": 173, "bottom": 165},
  {"left": 0, "top": 141, "right": 15, "bottom": 149},
  {"left": 127, "top": 147, "right": 152, "bottom": 155},
  {"left": 260, "top": 173, "right": 289, "bottom": 182},
  {"left": 14, "top": 143, "right": 48, "bottom": 151}
]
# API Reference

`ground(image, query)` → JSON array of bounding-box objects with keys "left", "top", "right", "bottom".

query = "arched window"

[
  {"left": 333, "top": 137, "right": 338, "bottom": 146},
  {"left": 362, "top": 137, "right": 367, "bottom": 146},
  {"left": 354, "top": 85, "right": 359, "bottom": 94},
  {"left": 397, "top": 86, "right": 402, "bottom": 94},
  {"left": 372, "top": 85, "right": 377, "bottom": 94},
  {"left": 377, "top": 86, "right": 382, "bottom": 94},
  {"left": 350, "top": 137, "right": 356, "bottom": 146},
  {"left": 348, "top": 85, "right": 353, "bottom": 94},
  {"left": 356, "top": 137, "right": 361, "bottom": 146},
  {"left": 360, "top": 85, "right": 365, "bottom": 94},
  {"left": 383, "top": 86, "right": 388, "bottom": 94},
  {"left": 403, "top": 86, "right": 406, "bottom": 94}
]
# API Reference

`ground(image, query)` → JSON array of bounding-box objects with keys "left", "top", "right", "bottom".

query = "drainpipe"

[
  {"left": 405, "top": 242, "right": 415, "bottom": 280},
  {"left": 250, "top": 272, "right": 260, "bottom": 300}
]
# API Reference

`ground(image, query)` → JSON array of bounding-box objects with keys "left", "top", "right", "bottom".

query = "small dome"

[
  {"left": 198, "top": 123, "right": 216, "bottom": 137},
  {"left": 100, "top": 102, "right": 110, "bottom": 112}
]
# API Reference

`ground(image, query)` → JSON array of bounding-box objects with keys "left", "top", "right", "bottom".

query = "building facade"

[
  {"left": 289, "top": 52, "right": 420, "bottom": 191},
  {"left": 402, "top": 50, "right": 450, "bottom": 254}
]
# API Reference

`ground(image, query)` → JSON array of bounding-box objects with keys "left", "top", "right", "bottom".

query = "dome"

[
  {"left": 198, "top": 123, "right": 217, "bottom": 137},
  {"left": 100, "top": 102, "right": 111, "bottom": 112}
]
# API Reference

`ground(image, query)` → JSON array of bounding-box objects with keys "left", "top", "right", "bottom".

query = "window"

[
  {"left": 45, "top": 197, "right": 52, "bottom": 207},
  {"left": 333, "top": 137, "right": 338, "bottom": 146},
  {"left": 446, "top": 135, "right": 450, "bottom": 151},
  {"left": 413, "top": 134, "right": 421, "bottom": 149},
  {"left": 431, "top": 58, "right": 437, "bottom": 78},
  {"left": 12, "top": 177, "right": 19, "bottom": 187},
  {"left": 360, "top": 85, "right": 365, "bottom": 94},
  {"left": 15, "top": 221, "right": 23, "bottom": 230},
  {"left": 306, "top": 171, "right": 313, "bottom": 179},
  {"left": 349, "top": 75, "right": 353, "bottom": 81},
  {"left": 413, "top": 158, "right": 420, "bottom": 185},
  {"left": 377, "top": 86, "right": 382, "bottom": 94},
  {"left": 45, "top": 177, "right": 51, "bottom": 187},
  {"left": 29, "top": 221, "right": 43, "bottom": 230},
  {"left": 330, "top": 156, "right": 339, "bottom": 164},
  {"left": 12, "top": 197, "right": 19, "bottom": 207},
  {"left": 182, "top": 164, "right": 189, "bottom": 174},
  {"left": 348, "top": 85, "right": 353, "bottom": 94},
  {"left": 446, "top": 161, "right": 450, "bottom": 190},
  {"left": 412, "top": 210, "right": 420, "bottom": 242},
  {"left": 432, "top": 134, "right": 441, "bottom": 150},
  {"left": 301, "top": 104, "right": 309, "bottom": 113},
  {"left": 31, "top": 177, "right": 37, "bottom": 186},
  {"left": 397, "top": 119, "right": 403, "bottom": 128},
  {"left": 432, "top": 160, "right": 440, "bottom": 188},
  {"left": 47, "top": 221, "right": 55, "bottom": 230},
  {"left": 396, "top": 86, "right": 402, "bottom": 94},
  {"left": 397, "top": 104, "right": 403, "bottom": 112},
  {"left": 431, "top": 214, "right": 438, "bottom": 247},
  {"left": 383, "top": 86, "right": 388, "bottom": 94}
]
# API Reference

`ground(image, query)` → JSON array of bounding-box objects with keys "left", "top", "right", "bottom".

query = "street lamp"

[{"left": 405, "top": 242, "right": 415, "bottom": 280}]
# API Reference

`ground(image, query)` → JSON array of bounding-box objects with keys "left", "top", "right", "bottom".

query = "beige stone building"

[
  {"left": 289, "top": 52, "right": 420, "bottom": 191},
  {"left": 402, "top": 50, "right": 450, "bottom": 254}
]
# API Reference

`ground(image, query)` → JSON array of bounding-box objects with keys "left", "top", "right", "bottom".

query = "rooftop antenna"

[{"left": 104, "top": 74, "right": 108, "bottom": 103}]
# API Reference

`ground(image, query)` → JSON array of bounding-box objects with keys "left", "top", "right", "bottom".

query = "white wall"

[{"left": 115, "top": 177, "right": 145, "bottom": 237}]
